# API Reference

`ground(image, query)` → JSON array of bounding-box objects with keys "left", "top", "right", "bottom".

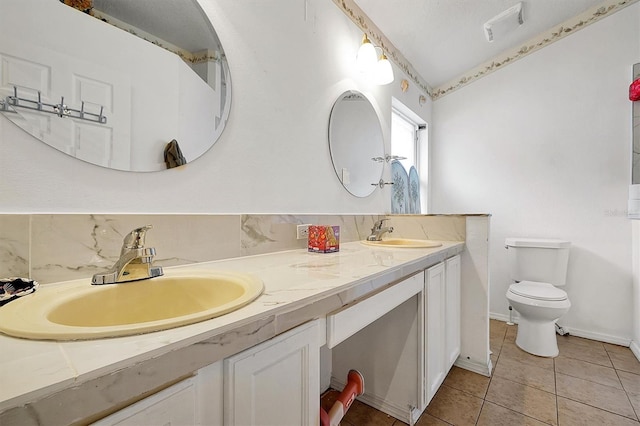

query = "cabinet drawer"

[{"left": 326, "top": 272, "right": 424, "bottom": 348}]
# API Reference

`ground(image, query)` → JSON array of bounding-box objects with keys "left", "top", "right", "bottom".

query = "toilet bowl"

[
  {"left": 505, "top": 237, "right": 571, "bottom": 357},
  {"left": 506, "top": 281, "right": 570, "bottom": 357}
]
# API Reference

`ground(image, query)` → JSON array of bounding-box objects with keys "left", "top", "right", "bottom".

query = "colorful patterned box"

[{"left": 308, "top": 225, "right": 340, "bottom": 253}]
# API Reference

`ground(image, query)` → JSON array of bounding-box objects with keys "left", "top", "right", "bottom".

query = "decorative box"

[{"left": 308, "top": 225, "right": 340, "bottom": 253}]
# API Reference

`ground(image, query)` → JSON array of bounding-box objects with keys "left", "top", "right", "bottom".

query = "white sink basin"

[
  {"left": 0, "top": 269, "right": 264, "bottom": 341},
  {"left": 361, "top": 238, "right": 443, "bottom": 248}
]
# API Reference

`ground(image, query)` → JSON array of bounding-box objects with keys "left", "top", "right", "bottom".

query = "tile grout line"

[
  {"left": 554, "top": 370, "right": 625, "bottom": 392},
  {"left": 479, "top": 327, "right": 504, "bottom": 424},
  {"left": 496, "top": 323, "right": 557, "bottom": 424},
  {"left": 555, "top": 391, "right": 640, "bottom": 422},
  {"left": 618, "top": 373, "right": 640, "bottom": 422},
  {"left": 606, "top": 342, "right": 639, "bottom": 423},
  {"left": 491, "top": 321, "right": 640, "bottom": 424},
  {"left": 485, "top": 328, "right": 557, "bottom": 426},
  {"left": 553, "top": 356, "right": 559, "bottom": 426},
  {"left": 608, "top": 347, "right": 640, "bottom": 422},
  {"left": 557, "top": 355, "right": 616, "bottom": 369},
  {"left": 475, "top": 325, "right": 503, "bottom": 425},
  {"left": 554, "top": 346, "right": 640, "bottom": 422},
  {"left": 488, "top": 328, "right": 517, "bottom": 421},
  {"left": 339, "top": 324, "right": 640, "bottom": 426},
  {"left": 482, "top": 382, "right": 557, "bottom": 425}
]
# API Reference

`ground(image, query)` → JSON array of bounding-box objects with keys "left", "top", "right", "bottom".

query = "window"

[
  {"left": 391, "top": 110, "right": 418, "bottom": 172},
  {"left": 391, "top": 101, "right": 427, "bottom": 212}
]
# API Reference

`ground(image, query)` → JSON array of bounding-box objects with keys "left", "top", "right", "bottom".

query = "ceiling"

[
  {"left": 353, "top": 0, "right": 605, "bottom": 88},
  {"left": 93, "top": 0, "right": 618, "bottom": 94}
]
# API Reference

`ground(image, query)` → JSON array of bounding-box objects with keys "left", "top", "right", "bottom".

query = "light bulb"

[
  {"left": 356, "top": 34, "right": 377, "bottom": 73},
  {"left": 374, "top": 53, "right": 394, "bottom": 85}
]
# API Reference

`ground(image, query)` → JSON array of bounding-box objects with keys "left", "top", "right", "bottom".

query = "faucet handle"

[
  {"left": 122, "top": 225, "right": 153, "bottom": 250},
  {"left": 373, "top": 218, "right": 388, "bottom": 230}
]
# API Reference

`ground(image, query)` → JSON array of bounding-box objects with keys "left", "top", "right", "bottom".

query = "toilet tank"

[{"left": 505, "top": 238, "right": 571, "bottom": 286}]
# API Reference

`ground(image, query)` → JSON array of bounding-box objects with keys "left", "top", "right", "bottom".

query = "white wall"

[
  {"left": 0, "top": 0, "right": 431, "bottom": 214},
  {"left": 632, "top": 221, "right": 640, "bottom": 356},
  {"left": 431, "top": 4, "right": 639, "bottom": 344}
]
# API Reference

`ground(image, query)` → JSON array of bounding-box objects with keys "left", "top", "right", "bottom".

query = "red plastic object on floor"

[
  {"left": 320, "top": 370, "right": 365, "bottom": 426},
  {"left": 630, "top": 78, "right": 640, "bottom": 101}
]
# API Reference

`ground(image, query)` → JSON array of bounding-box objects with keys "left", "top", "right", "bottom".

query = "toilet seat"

[{"left": 508, "top": 281, "right": 567, "bottom": 301}]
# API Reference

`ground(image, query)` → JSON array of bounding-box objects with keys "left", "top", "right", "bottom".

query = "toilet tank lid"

[{"left": 505, "top": 238, "right": 571, "bottom": 248}]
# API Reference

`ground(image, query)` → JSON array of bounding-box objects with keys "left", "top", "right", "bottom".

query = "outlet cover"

[{"left": 297, "top": 224, "right": 311, "bottom": 240}]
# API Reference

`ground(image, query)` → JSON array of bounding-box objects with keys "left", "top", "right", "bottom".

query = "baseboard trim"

[
  {"left": 490, "top": 312, "right": 518, "bottom": 324},
  {"left": 454, "top": 357, "right": 492, "bottom": 377},
  {"left": 630, "top": 340, "right": 640, "bottom": 362},
  {"left": 490, "top": 314, "right": 633, "bottom": 347},
  {"left": 562, "top": 327, "right": 631, "bottom": 347}
]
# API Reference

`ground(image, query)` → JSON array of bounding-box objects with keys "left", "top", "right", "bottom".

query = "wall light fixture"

[{"left": 356, "top": 34, "right": 394, "bottom": 85}]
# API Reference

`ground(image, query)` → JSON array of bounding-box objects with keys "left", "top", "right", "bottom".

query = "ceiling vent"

[{"left": 484, "top": 2, "right": 524, "bottom": 42}]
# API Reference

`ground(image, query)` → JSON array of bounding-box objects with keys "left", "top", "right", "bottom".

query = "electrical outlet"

[{"left": 296, "top": 224, "right": 311, "bottom": 240}]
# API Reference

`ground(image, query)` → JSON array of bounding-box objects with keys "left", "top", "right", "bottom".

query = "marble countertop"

[{"left": 0, "top": 240, "right": 464, "bottom": 417}]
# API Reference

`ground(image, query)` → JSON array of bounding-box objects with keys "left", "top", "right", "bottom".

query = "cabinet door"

[
  {"left": 92, "top": 361, "right": 223, "bottom": 426},
  {"left": 425, "top": 262, "right": 446, "bottom": 404},
  {"left": 445, "top": 255, "right": 461, "bottom": 370},
  {"left": 92, "top": 377, "right": 199, "bottom": 426},
  {"left": 224, "top": 320, "right": 320, "bottom": 426}
]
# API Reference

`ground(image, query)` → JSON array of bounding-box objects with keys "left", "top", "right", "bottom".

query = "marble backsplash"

[{"left": 0, "top": 214, "right": 466, "bottom": 284}]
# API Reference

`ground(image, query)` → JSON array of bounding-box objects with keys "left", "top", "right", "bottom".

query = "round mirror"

[
  {"left": 0, "top": 0, "right": 231, "bottom": 172},
  {"left": 328, "top": 91, "right": 385, "bottom": 197}
]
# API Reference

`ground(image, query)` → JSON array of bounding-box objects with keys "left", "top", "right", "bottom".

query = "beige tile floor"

[{"left": 321, "top": 319, "right": 640, "bottom": 425}]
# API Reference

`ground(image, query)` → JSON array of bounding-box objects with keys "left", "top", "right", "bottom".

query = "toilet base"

[{"left": 515, "top": 319, "right": 559, "bottom": 357}]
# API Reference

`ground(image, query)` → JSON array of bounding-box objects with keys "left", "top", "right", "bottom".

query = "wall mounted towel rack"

[{"left": 0, "top": 86, "right": 107, "bottom": 124}]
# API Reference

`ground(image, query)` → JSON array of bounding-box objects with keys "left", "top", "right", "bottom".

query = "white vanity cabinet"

[
  {"left": 1, "top": 240, "right": 478, "bottom": 426},
  {"left": 330, "top": 255, "right": 462, "bottom": 423},
  {"left": 425, "top": 254, "right": 461, "bottom": 404},
  {"left": 445, "top": 255, "right": 461, "bottom": 370},
  {"left": 224, "top": 320, "right": 321, "bottom": 426},
  {"left": 92, "top": 254, "right": 461, "bottom": 426},
  {"left": 330, "top": 272, "right": 426, "bottom": 424},
  {"left": 425, "top": 262, "right": 446, "bottom": 404},
  {"left": 92, "top": 361, "right": 224, "bottom": 426},
  {"left": 94, "top": 320, "right": 321, "bottom": 426}
]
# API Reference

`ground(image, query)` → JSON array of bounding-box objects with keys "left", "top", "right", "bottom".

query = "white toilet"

[{"left": 505, "top": 238, "right": 571, "bottom": 357}]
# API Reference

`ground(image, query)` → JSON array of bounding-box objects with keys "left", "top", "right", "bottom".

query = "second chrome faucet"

[{"left": 366, "top": 219, "right": 394, "bottom": 241}]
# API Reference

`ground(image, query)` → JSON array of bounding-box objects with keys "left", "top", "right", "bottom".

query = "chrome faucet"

[
  {"left": 92, "top": 225, "right": 164, "bottom": 285},
  {"left": 366, "top": 219, "right": 394, "bottom": 241}
]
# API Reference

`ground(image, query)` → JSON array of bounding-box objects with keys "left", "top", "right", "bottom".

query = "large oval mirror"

[
  {"left": 0, "top": 0, "right": 230, "bottom": 172},
  {"left": 328, "top": 91, "right": 385, "bottom": 197}
]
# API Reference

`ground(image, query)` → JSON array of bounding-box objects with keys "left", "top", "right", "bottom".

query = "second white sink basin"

[
  {"left": 361, "top": 238, "right": 443, "bottom": 248},
  {"left": 0, "top": 269, "right": 264, "bottom": 341}
]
